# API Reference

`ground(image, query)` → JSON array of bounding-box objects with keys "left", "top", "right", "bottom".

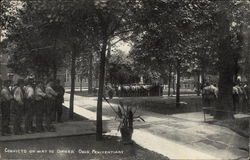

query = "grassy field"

[
  {"left": 108, "top": 96, "right": 203, "bottom": 115},
  {"left": 70, "top": 88, "right": 197, "bottom": 97}
]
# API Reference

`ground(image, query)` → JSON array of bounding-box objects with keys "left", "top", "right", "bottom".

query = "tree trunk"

[
  {"left": 214, "top": 11, "right": 234, "bottom": 120},
  {"left": 214, "top": 69, "right": 234, "bottom": 120},
  {"left": 80, "top": 77, "right": 83, "bottom": 92},
  {"left": 176, "top": 61, "right": 181, "bottom": 107},
  {"left": 197, "top": 72, "right": 201, "bottom": 96},
  {"left": 88, "top": 52, "right": 93, "bottom": 94},
  {"left": 52, "top": 38, "right": 58, "bottom": 80},
  {"left": 201, "top": 68, "right": 205, "bottom": 89},
  {"left": 105, "top": 40, "right": 111, "bottom": 84},
  {"left": 214, "top": 38, "right": 234, "bottom": 120},
  {"left": 172, "top": 72, "right": 175, "bottom": 95},
  {"left": 53, "top": 65, "right": 57, "bottom": 80},
  {"left": 69, "top": 49, "right": 77, "bottom": 120},
  {"left": 96, "top": 36, "right": 108, "bottom": 141},
  {"left": 168, "top": 64, "right": 172, "bottom": 96}
]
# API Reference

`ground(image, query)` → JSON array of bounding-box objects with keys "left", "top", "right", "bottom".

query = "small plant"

[
  {"left": 103, "top": 97, "right": 145, "bottom": 144},
  {"left": 116, "top": 101, "right": 145, "bottom": 144},
  {"left": 116, "top": 102, "right": 144, "bottom": 130}
]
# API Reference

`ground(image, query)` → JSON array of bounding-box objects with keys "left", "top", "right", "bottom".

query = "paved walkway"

[
  {"left": 63, "top": 93, "right": 249, "bottom": 159},
  {"left": 0, "top": 121, "right": 97, "bottom": 142}
]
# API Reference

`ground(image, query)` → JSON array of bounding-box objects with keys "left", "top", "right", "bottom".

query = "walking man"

[
  {"left": 202, "top": 82, "right": 218, "bottom": 115},
  {"left": 45, "top": 80, "right": 57, "bottom": 131},
  {"left": 1, "top": 80, "right": 13, "bottom": 136},
  {"left": 13, "top": 79, "right": 25, "bottom": 135},
  {"left": 54, "top": 79, "right": 65, "bottom": 123}
]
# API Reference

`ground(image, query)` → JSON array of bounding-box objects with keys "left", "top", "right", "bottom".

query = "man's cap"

[{"left": 26, "top": 74, "right": 35, "bottom": 82}]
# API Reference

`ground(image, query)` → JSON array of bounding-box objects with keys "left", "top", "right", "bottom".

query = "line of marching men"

[
  {"left": 116, "top": 84, "right": 163, "bottom": 97},
  {"left": 0, "top": 77, "right": 65, "bottom": 136}
]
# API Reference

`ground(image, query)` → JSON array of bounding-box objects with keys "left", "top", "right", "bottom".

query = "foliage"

[
  {"left": 109, "top": 50, "right": 139, "bottom": 85},
  {"left": 116, "top": 101, "right": 145, "bottom": 131},
  {"left": 127, "top": 0, "right": 250, "bottom": 118},
  {"left": 2, "top": 0, "right": 97, "bottom": 78},
  {"left": 2, "top": 0, "right": 250, "bottom": 124}
]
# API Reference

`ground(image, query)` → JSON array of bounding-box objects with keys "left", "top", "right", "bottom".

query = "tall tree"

[
  {"left": 94, "top": 0, "right": 137, "bottom": 140},
  {"left": 130, "top": 0, "right": 202, "bottom": 106}
]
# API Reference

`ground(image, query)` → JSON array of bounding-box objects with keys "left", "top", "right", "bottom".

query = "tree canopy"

[{"left": 2, "top": 0, "right": 250, "bottom": 135}]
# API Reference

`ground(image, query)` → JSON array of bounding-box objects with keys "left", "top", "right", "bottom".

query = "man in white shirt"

[
  {"left": 1, "top": 80, "right": 13, "bottom": 136},
  {"left": 13, "top": 79, "right": 25, "bottom": 135}
]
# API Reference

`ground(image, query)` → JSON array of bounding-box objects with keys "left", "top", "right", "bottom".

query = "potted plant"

[{"left": 116, "top": 102, "right": 145, "bottom": 144}]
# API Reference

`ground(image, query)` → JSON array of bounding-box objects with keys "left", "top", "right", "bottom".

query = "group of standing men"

[
  {"left": 232, "top": 81, "right": 249, "bottom": 113},
  {"left": 202, "top": 81, "right": 249, "bottom": 113},
  {"left": 0, "top": 78, "right": 65, "bottom": 136}
]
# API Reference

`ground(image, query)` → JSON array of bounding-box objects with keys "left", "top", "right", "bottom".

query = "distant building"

[
  {"left": 63, "top": 68, "right": 97, "bottom": 88},
  {"left": 180, "top": 77, "right": 196, "bottom": 89}
]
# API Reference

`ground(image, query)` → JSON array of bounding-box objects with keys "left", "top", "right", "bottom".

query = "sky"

[{"left": 114, "top": 41, "right": 132, "bottom": 55}]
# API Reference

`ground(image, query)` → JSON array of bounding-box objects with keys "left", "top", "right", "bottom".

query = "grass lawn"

[
  {"left": 71, "top": 90, "right": 97, "bottom": 97},
  {"left": 108, "top": 96, "right": 203, "bottom": 115},
  {"left": 1, "top": 135, "right": 169, "bottom": 160},
  {"left": 70, "top": 88, "right": 197, "bottom": 98},
  {"left": 72, "top": 90, "right": 203, "bottom": 116},
  {"left": 162, "top": 88, "right": 197, "bottom": 95},
  {"left": 72, "top": 90, "right": 202, "bottom": 115}
]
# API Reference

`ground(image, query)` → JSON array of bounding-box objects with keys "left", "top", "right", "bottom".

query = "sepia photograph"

[{"left": 0, "top": 0, "right": 249, "bottom": 159}]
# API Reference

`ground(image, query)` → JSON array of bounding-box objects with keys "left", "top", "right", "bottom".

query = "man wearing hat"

[
  {"left": 1, "top": 80, "right": 13, "bottom": 136},
  {"left": 13, "top": 79, "right": 25, "bottom": 135}
]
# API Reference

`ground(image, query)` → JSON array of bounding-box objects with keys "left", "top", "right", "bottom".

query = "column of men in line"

[
  {"left": 0, "top": 78, "right": 65, "bottom": 136},
  {"left": 116, "top": 84, "right": 163, "bottom": 97}
]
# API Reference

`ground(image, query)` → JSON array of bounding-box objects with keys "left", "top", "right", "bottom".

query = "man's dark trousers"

[
  {"left": 56, "top": 100, "right": 62, "bottom": 122},
  {"left": 13, "top": 101, "right": 24, "bottom": 134},
  {"left": 35, "top": 100, "right": 44, "bottom": 131},
  {"left": 24, "top": 100, "right": 35, "bottom": 132},
  {"left": 1, "top": 101, "right": 11, "bottom": 135}
]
